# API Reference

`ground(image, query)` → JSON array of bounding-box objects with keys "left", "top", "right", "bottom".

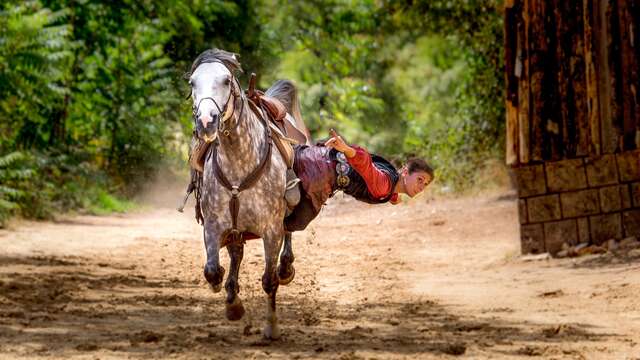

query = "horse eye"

[{"left": 224, "top": 77, "right": 231, "bottom": 86}]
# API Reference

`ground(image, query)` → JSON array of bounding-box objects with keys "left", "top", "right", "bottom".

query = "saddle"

[{"left": 246, "top": 74, "right": 307, "bottom": 169}]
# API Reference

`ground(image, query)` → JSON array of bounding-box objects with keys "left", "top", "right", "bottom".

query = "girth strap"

[{"left": 210, "top": 133, "right": 272, "bottom": 244}]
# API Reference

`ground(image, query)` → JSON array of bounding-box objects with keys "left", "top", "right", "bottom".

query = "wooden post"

[
  {"left": 518, "top": 0, "right": 531, "bottom": 164},
  {"left": 633, "top": 0, "right": 640, "bottom": 149},
  {"left": 584, "top": 0, "right": 601, "bottom": 155},
  {"left": 617, "top": 0, "right": 639, "bottom": 150},
  {"left": 608, "top": 0, "right": 624, "bottom": 152},
  {"left": 553, "top": 0, "right": 569, "bottom": 159},
  {"left": 506, "top": 0, "right": 519, "bottom": 165},
  {"left": 596, "top": 0, "right": 618, "bottom": 153},
  {"left": 528, "top": 0, "right": 548, "bottom": 161},
  {"left": 630, "top": 0, "right": 640, "bottom": 149},
  {"left": 570, "top": 0, "right": 590, "bottom": 156}
]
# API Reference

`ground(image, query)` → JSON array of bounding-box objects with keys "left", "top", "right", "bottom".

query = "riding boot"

[{"left": 284, "top": 168, "right": 301, "bottom": 215}]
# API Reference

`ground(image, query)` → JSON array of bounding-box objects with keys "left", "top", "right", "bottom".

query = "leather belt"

[{"left": 335, "top": 152, "right": 351, "bottom": 189}]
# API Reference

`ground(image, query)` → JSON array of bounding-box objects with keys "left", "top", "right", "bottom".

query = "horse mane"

[{"left": 187, "top": 48, "right": 243, "bottom": 78}]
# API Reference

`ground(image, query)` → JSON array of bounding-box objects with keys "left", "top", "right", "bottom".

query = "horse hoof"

[
  {"left": 263, "top": 324, "right": 281, "bottom": 340},
  {"left": 278, "top": 264, "right": 295, "bottom": 286},
  {"left": 204, "top": 265, "right": 225, "bottom": 292},
  {"left": 209, "top": 282, "right": 223, "bottom": 293},
  {"left": 225, "top": 297, "right": 245, "bottom": 321}
]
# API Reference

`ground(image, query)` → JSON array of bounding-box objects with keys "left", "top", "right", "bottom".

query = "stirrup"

[{"left": 177, "top": 178, "right": 196, "bottom": 212}]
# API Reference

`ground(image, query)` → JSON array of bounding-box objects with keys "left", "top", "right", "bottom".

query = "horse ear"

[{"left": 228, "top": 52, "right": 242, "bottom": 73}]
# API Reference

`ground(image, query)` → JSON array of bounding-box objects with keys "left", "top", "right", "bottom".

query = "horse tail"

[{"left": 265, "top": 80, "right": 313, "bottom": 145}]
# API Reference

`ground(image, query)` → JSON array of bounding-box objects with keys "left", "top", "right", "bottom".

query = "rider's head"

[{"left": 399, "top": 157, "right": 434, "bottom": 197}]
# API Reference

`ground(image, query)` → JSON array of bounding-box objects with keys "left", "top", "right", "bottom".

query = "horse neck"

[{"left": 216, "top": 97, "right": 267, "bottom": 178}]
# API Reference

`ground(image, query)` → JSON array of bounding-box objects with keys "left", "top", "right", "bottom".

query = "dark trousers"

[{"left": 284, "top": 190, "right": 323, "bottom": 232}]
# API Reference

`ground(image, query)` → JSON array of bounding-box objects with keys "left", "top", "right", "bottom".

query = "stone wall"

[{"left": 513, "top": 150, "right": 640, "bottom": 255}]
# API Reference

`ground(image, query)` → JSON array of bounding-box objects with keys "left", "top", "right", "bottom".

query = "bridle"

[
  {"left": 190, "top": 60, "right": 273, "bottom": 245},
  {"left": 191, "top": 69, "right": 245, "bottom": 138}
]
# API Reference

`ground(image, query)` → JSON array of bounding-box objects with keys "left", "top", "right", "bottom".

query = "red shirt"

[{"left": 346, "top": 146, "right": 399, "bottom": 204}]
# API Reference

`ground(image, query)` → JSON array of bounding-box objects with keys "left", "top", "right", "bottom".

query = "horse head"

[{"left": 188, "top": 49, "right": 242, "bottom": 143}]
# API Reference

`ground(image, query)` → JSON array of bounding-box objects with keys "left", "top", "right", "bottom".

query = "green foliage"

[
  {"left": 87, "top": 190, "right": 136, "bottom": 215},
  {"left": 0, "top": 152, "right": 33, "bottom": 226},
  {"left": 268, "top": 0, "right": 505, "bottom": 190},
  {"left": 266, "top": 1, "right": 406, "bottom": 152},
  {"left": 391, "top": 36, "right": 471, "bottom": 188},
  {"left": 0, "top": 1, "right": 73, "bottom": 149},
  {"left": 1, "top": 0, "right": 506, "bottom": 225},
  {"left": 67, "top": 20, "right": 177, "bottom": 189},
  {"left": 0, "top": 0, "right": 281, "bottom": 222}
]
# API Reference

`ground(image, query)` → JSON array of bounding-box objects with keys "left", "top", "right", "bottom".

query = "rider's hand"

[{"left": 325, "top": 129, "right": 356, "bottom": 158}]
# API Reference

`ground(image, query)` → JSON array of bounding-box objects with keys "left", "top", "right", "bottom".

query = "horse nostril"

[
  {"left": 203, "top": 116, "right": 216, "bottom": 130},
  {"left": 200, "top": 115, "right": 211, "bottom": 128}
]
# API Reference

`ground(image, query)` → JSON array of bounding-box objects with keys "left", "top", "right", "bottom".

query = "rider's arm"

[
  {"left": 345, "top": 146, "right": 393, "bottom": 199},
  {"left": 325, "top": 129, "right": 396, "bottom": 200}
]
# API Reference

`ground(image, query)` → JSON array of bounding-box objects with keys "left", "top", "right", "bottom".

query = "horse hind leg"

[
  {"left": 224, "top": 241, "right": 245, "bottom": 321},
  {"left": 262, "top": 230, "right": 284, "bottom": 340},
  {"left": 203, "top": 221, "right": 225, "bottom": 293},
  {"left": 278, "top": 232, "right": 295, "bottom": 285}
]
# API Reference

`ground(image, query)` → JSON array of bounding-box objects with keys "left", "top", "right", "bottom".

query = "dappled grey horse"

[{"left": 187, "top": 49, "right": 305, "bottom": 339}]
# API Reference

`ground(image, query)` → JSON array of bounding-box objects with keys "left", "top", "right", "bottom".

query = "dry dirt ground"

[{"left": 1, "top": 189, "right": 639, "bottom": 359}]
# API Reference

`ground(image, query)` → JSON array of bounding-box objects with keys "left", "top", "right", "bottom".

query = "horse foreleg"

[
  {"left": 224, "top": 242, "right": 245, "bottom": 321},
  {"left": 278, "top": 232, "right": 295, "bottom": 285},
  {"left": 203, "top": 220, "right": 225, "bottom": 293},
  {"left": 262, "top": 230, "right": 283, "bottom": 340}
]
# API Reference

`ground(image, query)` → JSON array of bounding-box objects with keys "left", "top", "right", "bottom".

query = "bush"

[{"left": 0, "top": 152, "right": 33, "bottom": 226}]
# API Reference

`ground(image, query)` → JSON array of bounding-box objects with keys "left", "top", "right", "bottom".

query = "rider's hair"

[{"left": 406, "top": 157, "right": 434, "bottom": 178}]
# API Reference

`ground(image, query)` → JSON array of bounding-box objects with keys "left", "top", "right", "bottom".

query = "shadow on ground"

[
  {"left": 562, "top": 250, "right": 640, "bottom": 270},
  {"left": 0, "top": 255, "right": 613, "bottom": 358}
]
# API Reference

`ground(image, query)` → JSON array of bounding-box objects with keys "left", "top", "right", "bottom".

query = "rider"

[
  {"left": 284, "top": 129, "right": 434, "bottom": 232},
  {"left": 182, "top": 127, "right": 434, "bottom": 232}
]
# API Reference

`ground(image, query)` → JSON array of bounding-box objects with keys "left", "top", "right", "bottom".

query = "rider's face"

[{"left": 403, "top": 170, "right": 432, "bottom": 197}]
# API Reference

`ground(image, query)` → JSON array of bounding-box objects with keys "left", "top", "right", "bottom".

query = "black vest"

[{"left": 329, "top": 149, "right": 400, "bottom": 204}]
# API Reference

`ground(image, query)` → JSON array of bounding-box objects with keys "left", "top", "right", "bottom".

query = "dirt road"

[{"left": 1, "top": 190, "right": 639, "bottom": 359}]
